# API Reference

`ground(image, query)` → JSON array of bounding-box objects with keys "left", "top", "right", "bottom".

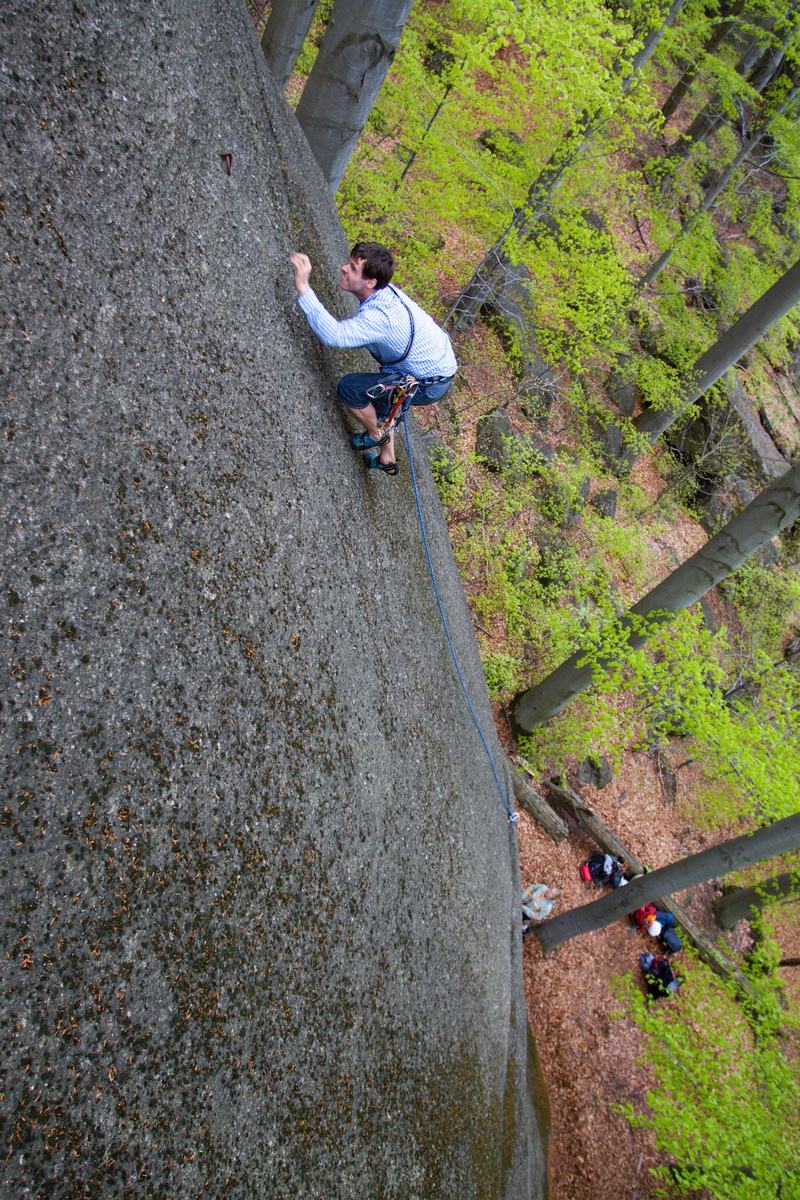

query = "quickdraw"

[{"left": 366, "top": 374, "right": 420, "bottom": 438}]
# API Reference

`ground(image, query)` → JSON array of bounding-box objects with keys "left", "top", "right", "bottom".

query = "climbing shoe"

[
  {"left": 363, "top": 451, "right": 399, "bottom": 476},
  {"left": 349, "top": 430, "right": 389, "bottom": 450}
]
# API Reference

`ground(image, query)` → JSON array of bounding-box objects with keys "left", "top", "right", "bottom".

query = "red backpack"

[{"left": 632, "top": 903, "right": 657, "bottom": 929}]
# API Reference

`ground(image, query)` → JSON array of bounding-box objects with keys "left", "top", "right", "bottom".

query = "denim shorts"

[{"left": 336, "top": 372, "right": 453, "bottom": 420}]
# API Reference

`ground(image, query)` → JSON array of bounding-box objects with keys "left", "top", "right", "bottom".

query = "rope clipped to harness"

[{"left": 400, "top": 412, "right": 518, "bottom": 827}]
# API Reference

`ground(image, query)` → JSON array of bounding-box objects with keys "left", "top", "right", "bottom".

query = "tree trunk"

[
  {"left": 713, "top": 871, "right": 800, "bottom": 927},
  {"left": 641, "top": 81, "right": 800, "bottom": 288},
  {"left": 543, "top": 779, "right": 635, "bottom": 866},
  {"left": 506, "top": 757, "right": 569, "bottom": 841},
  {"left": 543, "top": 779, "right": 755, "bottom": 990},
  {"left": 261, "top": 0, "right": 320, "bottom": 90},
  {"left": 513, "top": 463, "right": 800, "bottom": 728},
  {"left": 443, "top": 0, "right": 687, "bottom": 331},
  {"left": 661, "top": 7, "right": 741, "bottom": 123},
  {"left": 534, "top": 812, "right": 800, "bottom": 952},
  {"left": 671, "top": 23, "right": 781, "bottom": 157},
  {"left": 295, "top": 0, "right": 415, "bottom": 191},
  {"left": 630, "top": 257, "right": 800, "bottom": 455}
]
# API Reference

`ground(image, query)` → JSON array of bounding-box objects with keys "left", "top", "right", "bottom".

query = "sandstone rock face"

[{"left": 0, "top": 3, "right": 547, "bottom": 1197}]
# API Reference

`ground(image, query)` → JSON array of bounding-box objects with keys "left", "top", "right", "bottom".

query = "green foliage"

[
  {"left": 334, "top": 0, "right": 649, "bottom": 309},
  {"left": 481, "top": 649, "right": 523, "bottom": 696},
  {"left": 519, "top": 606, "right": 800, "bottom": 824},
  {"left": 428, "top": 443, "right": 468, "bottom": 507},
  {"left": 507, "top": 214, "right": 635, "bottom": 371},
  {"left": 612, "top": 948, "right": 800, "bottom": 1199},
  {"left": 721, "top": 559, "right": 800, "bottom": 658},
  {"left": 634, "top": 353, "right": 686, "bottom": 414},
  {"left": 587, "top": 505, "right": 653, "bottom": 590}
]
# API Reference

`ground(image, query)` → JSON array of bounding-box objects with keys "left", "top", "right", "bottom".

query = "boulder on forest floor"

[
  {"left": 537, "top": 474, "right": 589, "bottom": 527},
  {"left": 723, "top": 375, "right": 788, "bottom": 481},
  {"left": 758, "top": 539, "right": 781, "bottom": 565},
  {"left": 698, "top": 595, "right": 718, "bottom": 632},
  {"left": 422, "top": 430, "right": 459, "bottom": 483},
  {"left": 577, "top": 754, "right": 613, "bottom": 789},
  {"left": 476, "top": 409, "right": 555, "bottom": 477},
  {"left": 475, "top": 409, "right": 519, "bottom": 472},
  {"left": 591, "top": 418, "right": 625, "bottom": 468},
  {"left": 656, "top": 750, "right": 678, "bottom": 803},
  {"left": 518, "top": 354, "right": 557, "bottom": 429},
  {"left": 590, "top": 489, "right": 617, "bottom": 520},
  {"left": 697, "top": 490, "right": 735, "bottom": 535},
  {"left": 535, "top": 532, "right": 573, "bottom": 588},
  {"left": 680, "top": 374, "right": 790, "bottom": 487},
  {"left": 697, "top": 473, "right": 780, "bottom": 539}
]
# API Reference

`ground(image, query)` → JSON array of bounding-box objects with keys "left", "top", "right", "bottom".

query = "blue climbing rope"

[{"left": 401, "top": 413, "right": 518, "bottom": 826}]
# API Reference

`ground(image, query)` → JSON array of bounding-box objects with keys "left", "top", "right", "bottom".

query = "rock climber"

[{"left": 290, "top": 241, "right": 457, "bottom": 476}]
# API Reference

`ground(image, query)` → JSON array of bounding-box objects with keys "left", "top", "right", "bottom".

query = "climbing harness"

[
  {"left": 400, "top": 410, "right": 518, "bottom": 827},
  {"left": 366, "top": 374, "right": 420, "bottom": 439}
]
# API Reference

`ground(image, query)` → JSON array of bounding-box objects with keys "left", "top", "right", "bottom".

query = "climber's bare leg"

[
  {"left": 348, "top": 402, "right": 381, "bottom": 441},
  {"left": 347, "top": 405, "right": 397, "bottom": 464}
]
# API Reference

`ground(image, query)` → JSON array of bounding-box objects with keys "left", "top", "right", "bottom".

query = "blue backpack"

[{"left": 660, "top": 925, "right": 683, "bottom": 954}]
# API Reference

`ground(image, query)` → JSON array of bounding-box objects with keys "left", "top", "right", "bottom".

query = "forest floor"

[
  {"left": 513, "top": 756, "right": 800, "bottom": 1200},
  {"left": 515, "top": 751, "right": 724, "bottom": 1200},
  {"left": 412, "top": 333, "right": 799, "bottom": 1200}
]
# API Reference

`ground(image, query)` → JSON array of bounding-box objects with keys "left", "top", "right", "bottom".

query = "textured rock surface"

[
  {"left": 0, "top": 3, "right": 547, "bottom": 1197},
  {"left": 723, "top": 375, "right": 790, "bottom": 480}
]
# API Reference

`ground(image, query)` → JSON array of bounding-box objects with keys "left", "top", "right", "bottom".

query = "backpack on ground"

[
  {"left": 640, "top": 952, "right": 683, "bottom": 999},
  {"left": 660, "top": 925, "right": 683, "bottom": 954},
  {"left": 632, "top": 904, "right": 657, "bottom": 929},
  {"left": 584, "top": 854, "right": 609, "bottom": 887},
  {"left": 582, "top": 852, "right": 627, "bottom": 888},
  {"left": 608, "top": 858, "right": 627, "bottom": 888}
]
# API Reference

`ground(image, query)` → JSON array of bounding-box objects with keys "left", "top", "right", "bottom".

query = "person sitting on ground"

[
  {"left": 522, "top": 883, "right": 561, "bottom": 923},
  {"left": 290, "top": 242, "right": 457, "bottom": 476}
]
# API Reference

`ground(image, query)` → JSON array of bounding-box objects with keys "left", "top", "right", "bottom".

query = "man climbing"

[{"left": 290, "top": 241, "right": 457, "bottom": 476}]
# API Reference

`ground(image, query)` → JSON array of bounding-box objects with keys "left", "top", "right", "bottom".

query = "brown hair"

[{"left": 351, "top": 241, "right": 394, "bottom": 289}]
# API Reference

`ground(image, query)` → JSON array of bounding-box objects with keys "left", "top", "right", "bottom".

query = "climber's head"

[{"left": 341, "top": 241, "right": 394, "bottom": 301}]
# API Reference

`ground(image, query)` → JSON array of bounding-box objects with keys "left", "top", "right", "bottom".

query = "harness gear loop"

[
  {"left": 369, "top": 375, "right": 420, "bottom": 438},
  {"left": 400, "top": 411, "right": 517, "bottom": 826}
]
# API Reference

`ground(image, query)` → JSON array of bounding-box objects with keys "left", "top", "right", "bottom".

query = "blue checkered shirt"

[{"left": 297, "top": 284, "right": 457, "bottom": 379}]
